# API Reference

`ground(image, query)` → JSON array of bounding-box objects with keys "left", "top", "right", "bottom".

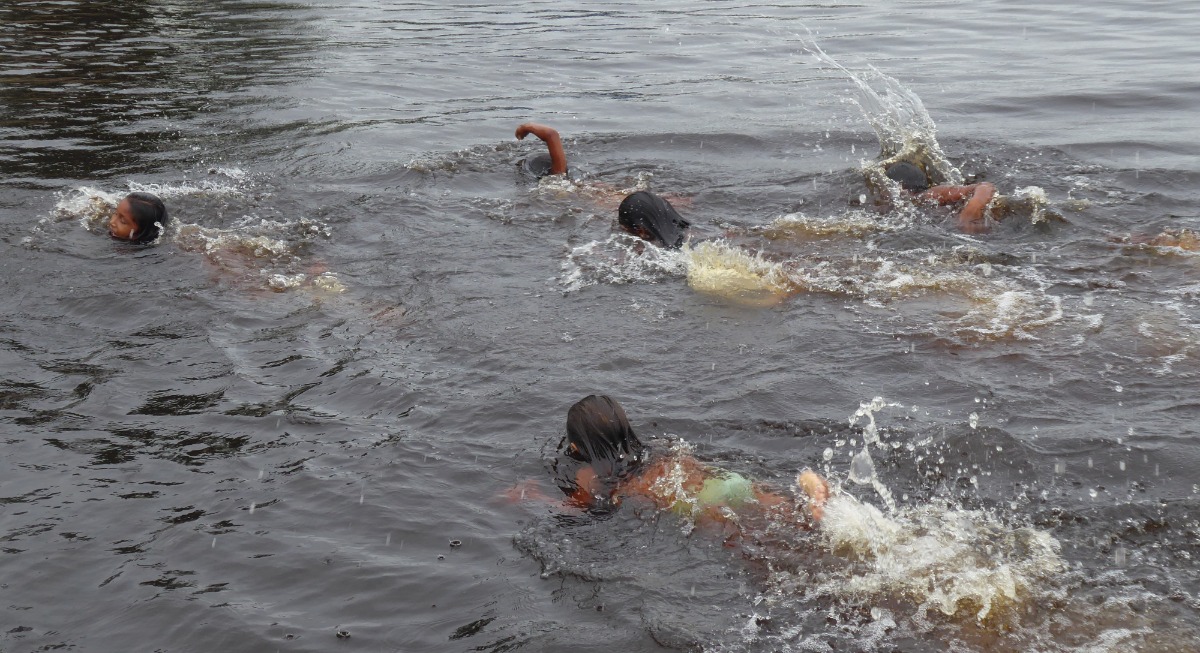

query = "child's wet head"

[
  {"left": 618, "top": 191, "right": 690, "bottom": 249},
  {"left": 885, "top": 161, "right": 931, "bottom": 193},
  {"left": 558, "top": 395, "right": 646, "bottom": 504},
  {"left": 109, "top": 192, "right": 167, "bottom": 243}
]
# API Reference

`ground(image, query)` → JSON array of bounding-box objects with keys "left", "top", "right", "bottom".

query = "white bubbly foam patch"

[{"left": 813, "top": 493, "right": 1064, "bottom": 622}]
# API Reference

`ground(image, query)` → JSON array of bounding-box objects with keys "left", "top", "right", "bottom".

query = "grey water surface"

[{"left": 2, "top": 1, "right": 1199, "bottom": 652}]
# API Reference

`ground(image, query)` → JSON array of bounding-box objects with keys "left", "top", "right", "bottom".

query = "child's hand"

[
  {"left": 958, "top": 207, "right": 989, "bottom": 234},
  {"left": 503, "top": 479, "right": 554, "bottom": 504},
  {"left": 797, "top": 470, "right": 829, "bottom": 522}
]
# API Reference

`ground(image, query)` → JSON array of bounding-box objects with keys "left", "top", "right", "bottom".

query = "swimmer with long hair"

[
  {"left": 553, "top": 395, "right": 830, "bottom": 525},
  {"left": 883, "top": 160, "right": 996, "bottom": 235},
  {"left": 617, "top": 190, "right": 691, "bottom": 250},
  {"left": 109, "top": 192, "right": 168, "bottom": 243}
]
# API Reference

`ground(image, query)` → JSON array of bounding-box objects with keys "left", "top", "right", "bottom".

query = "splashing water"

[
  {"left": 845, "top": 397, "right": 900, "bottom": 511},
  {"left": 685, "top": 241, "right": 791, "bottom": 305},
  {"left": 804, "top": 41, "right": 962, "bottom": 189},
  {"left": 49, "top": 183, "right": 337, "bottom": 292},
  {"left": 792, "top": 395, "right": 1067, "bottom": 628},
  {"left": 560, "top": 232, "right": 688, "bottom": 292},
  {"left": 811, "top": 494, "right": 1064, "bottom": 623}
]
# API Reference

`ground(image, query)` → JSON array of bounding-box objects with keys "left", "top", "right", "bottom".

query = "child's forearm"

[
  {"left": 957, "top": 183, "right": 997, "bottom": 234},
  {"left": 515, "top": 122, "right": 567, "bottom": 175}
]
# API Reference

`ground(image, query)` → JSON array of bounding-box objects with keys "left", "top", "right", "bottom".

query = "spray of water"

[
  {"left": 798, "top": 397, "right": 1065, "bottom": 624},
  {"left": 802, "top": 40, "right": 963, "bottom": 189}
]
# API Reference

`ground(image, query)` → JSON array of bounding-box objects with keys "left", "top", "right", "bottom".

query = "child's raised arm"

[{"left": 515, "top": 122, "right": 568, "bottom": 176}]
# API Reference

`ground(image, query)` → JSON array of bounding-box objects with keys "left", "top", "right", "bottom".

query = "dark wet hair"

[
  {"left": 885, "top": 161, "right": 931, "bottom": 193},
  {"left": 557, "top": 395, "right": 646, "bottom": 504},
  {"left": 520, "top": 153, "right": 581, "bottom": 182},
  {"left": 522, "top": 153, "right": 555, "bottom": 179},
  {"left": 617, "top": 191, "right": 690, "bottom": 249},
  {"left": 124, "top": 192, "right": 168, "bottom": 243}
]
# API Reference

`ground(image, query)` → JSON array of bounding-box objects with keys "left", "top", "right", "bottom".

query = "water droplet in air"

[
  {"left": 968, "top": 413, "right": 979, "bottom": 429},
  {"left": 1088, "top": 488, "right": 1098, "bottom": 499},
  {"left": 1119, "top": 461, "right": 1126, "bottom": 471},
  {"left": 822, "top": 448, "right": 834, "bottom": 462},
  {"left": 849, "top": 448, "right": 876, "bottom": 485}
]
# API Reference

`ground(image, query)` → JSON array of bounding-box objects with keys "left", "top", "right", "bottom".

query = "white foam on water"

[
  {"left": 760, "top": 209, "right": 906, "bottom": 241},
  {"left": 685, "top": 240, "right": 791, "bottom": 306},
  {"left": 811, "top": 493, "right": 1064, "bottom": 623},
  {"left": 559, "top": 232, "right": 688, "bottom": 292},
  {"left": 174, "top": 217, "right": 335, "bottom": 291},
  {"left": 681, "top": 238, "right": 1064, "bottom": 340},
  {"left": 1011, "top": 186, "right": 1050, "bottom": 224}
]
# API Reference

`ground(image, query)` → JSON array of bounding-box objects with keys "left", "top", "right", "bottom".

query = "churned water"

[{"left": 2, "top": 1, "right": 1199, "bottom": 651}]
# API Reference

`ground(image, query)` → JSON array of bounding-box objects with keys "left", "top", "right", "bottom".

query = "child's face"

[{"left": 109, "top": 199, "right": 139, "bottom": 240}]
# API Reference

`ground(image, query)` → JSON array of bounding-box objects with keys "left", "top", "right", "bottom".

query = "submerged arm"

[
  {"left": 922, "top": 182, "right": 997, "bottom": 234},
  {"left": 515, "top": 122, "right": 568, "bottom": 175},
  {"left": 750, "top": 469, "right": 829, "bottom": 523}
]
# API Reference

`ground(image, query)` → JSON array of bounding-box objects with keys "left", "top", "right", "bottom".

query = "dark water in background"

[{"left": 2, "top": 1, "right": 1200, "bottom": 651}]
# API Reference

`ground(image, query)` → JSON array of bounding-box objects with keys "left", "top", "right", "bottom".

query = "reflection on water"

[{"left": 0, "top": 0, "right": 321, "bottom": 180}]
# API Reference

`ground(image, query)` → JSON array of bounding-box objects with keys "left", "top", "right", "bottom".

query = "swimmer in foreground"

[
  {"left": 108, "top": 192, "right": 168, "bottom": 243},
  {"left": 515, "top": 122, "right": 568, "bottom": 178},
  {"left": 883, "top": 160, "right": 996, "bottom": 235},
  {"left": 554, "top": 395, "right": 829, "bottom": 525},
  {"left": 617, "top": 190, "right": 691, "bottom": 249}
]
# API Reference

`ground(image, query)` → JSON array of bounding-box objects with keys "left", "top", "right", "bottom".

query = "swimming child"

[
  {"left": 515, "top": 122, "right": 693, "bottom": 245},
  {"left": 617, "top": 191, "right": 691, "bottom": 249},
  {"left": 515, "top": 122, "right": 568, "bottom": 178},
  {"left": 882, "top": 160, "right": 996, "bottom": 235},
  {"left": 108, "top": 192, "right": 168, "bottom": 243},
  {"left": 556, "top": 394, "right": 830, "bottom": 524}
]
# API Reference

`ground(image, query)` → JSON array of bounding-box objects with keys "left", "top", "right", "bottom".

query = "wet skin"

[{"left": 108, "top": 198, "right": 139, "bottom": 240}]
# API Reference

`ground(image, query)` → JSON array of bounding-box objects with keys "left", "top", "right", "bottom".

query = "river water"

[{"left": 2, "top": 1, "right": 1199, "bottom": 651}]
